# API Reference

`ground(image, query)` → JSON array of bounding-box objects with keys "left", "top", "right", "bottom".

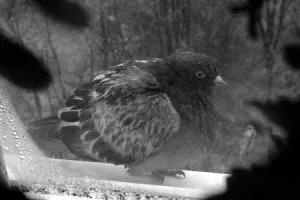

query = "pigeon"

[{"left": 30, "top": 51, "right": 226, "bottom": 179}]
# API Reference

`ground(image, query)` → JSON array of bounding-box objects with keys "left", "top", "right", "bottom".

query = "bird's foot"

[
  {"left": 126, "top": 167, "right": 185, "bottom": 181},
  {"left": 126, "top": 167, "right": 152, "bottom": 176},
  {"left": 152, "top": 169, "right": 185, "bottom": 180}
]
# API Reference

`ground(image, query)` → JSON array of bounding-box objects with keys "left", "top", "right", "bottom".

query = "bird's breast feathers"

[{"left": 57, "top": 60, "right": 180, "bottom": 165}]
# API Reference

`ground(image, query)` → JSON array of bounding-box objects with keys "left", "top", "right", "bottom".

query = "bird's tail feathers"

[
  {"left": 28, "top": 115, "right": 61, "bottom": 141},
  {"left": 29, "top": 115, "right": 59, "bottom": 129}
]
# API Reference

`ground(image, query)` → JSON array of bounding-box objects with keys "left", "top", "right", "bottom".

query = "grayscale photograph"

[{"left": 0, "top": 0, "right": 299, "bottom": 199}]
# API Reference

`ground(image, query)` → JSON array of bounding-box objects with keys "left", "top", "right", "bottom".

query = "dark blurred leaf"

[
  {"left": 284, "top": 45, "right": 300, "bottom": 69},
  {"left": 0, "top": 0, "right": 89, "bottom": 91},
  {"left": 32, "top": 0, "right": 90, "bottom": 28},
  {"left": 0, "top": 31, "right": 52, "bottom": 91},
  {"left": 247, "top": 99, "right": 300, "bottom": 134}
]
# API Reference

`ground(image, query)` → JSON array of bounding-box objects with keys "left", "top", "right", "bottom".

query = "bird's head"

[
  {"left": 160, "top": 51, "right": 225, "bottom": 99},
  {"left": 141, "top": 51, "right": 225, "bottom": 125}
]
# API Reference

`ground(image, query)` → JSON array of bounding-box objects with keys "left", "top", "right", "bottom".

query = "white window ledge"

[{"left": 4, "top": 154, "right": 229, "bottom": 199}]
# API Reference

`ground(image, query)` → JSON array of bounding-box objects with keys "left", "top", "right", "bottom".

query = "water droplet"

[
  {"left": 2, "top": 136, "right": 7, "bottom": 140},
  {"left": 2, "top": 146, "right": 9, "bottom": 151},
  {"left": 20, "top": 156, "right": 26, "bottom": 160}
]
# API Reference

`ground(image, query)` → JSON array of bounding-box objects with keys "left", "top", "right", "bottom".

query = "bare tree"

[
  {"left": 150, "top": 0, "right": 192, "bottom": 55},
  {"left": 257, "top": 0, "right": 293, "bottom": 97},
  {"left": 44, "top": 18, "right": 68, "bottom": 99}
]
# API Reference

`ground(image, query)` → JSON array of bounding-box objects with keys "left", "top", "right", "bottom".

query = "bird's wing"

[{"left": 58, "top": 60, "right": 180, "bottom": 164}]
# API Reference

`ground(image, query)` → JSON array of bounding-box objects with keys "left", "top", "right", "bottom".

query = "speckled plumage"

[
  {"left": 30, "top": 51, "right": 225, "bottom": 177},
  {"left": 57, "top": 60, "right": 180, "bottom": 165}
]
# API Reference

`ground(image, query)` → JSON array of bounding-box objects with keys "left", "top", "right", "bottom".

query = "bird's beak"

[{"left": 214, "top": 75, "right": 227, "bottom": 85}]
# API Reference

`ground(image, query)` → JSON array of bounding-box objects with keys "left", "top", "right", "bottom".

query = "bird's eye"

[{"left": 195, "top": 70, "right": 205, "bottom": 79}]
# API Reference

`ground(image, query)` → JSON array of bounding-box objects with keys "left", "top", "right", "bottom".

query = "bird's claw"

[
  {"left": 126, "top": 168, "right": 152, "bottom": 176},
  {"left": 127, "top": 167, "right": 185, "bottom": 181},
  {"left": 152, "top": 169, "right": 185, "bottom": 180}
]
